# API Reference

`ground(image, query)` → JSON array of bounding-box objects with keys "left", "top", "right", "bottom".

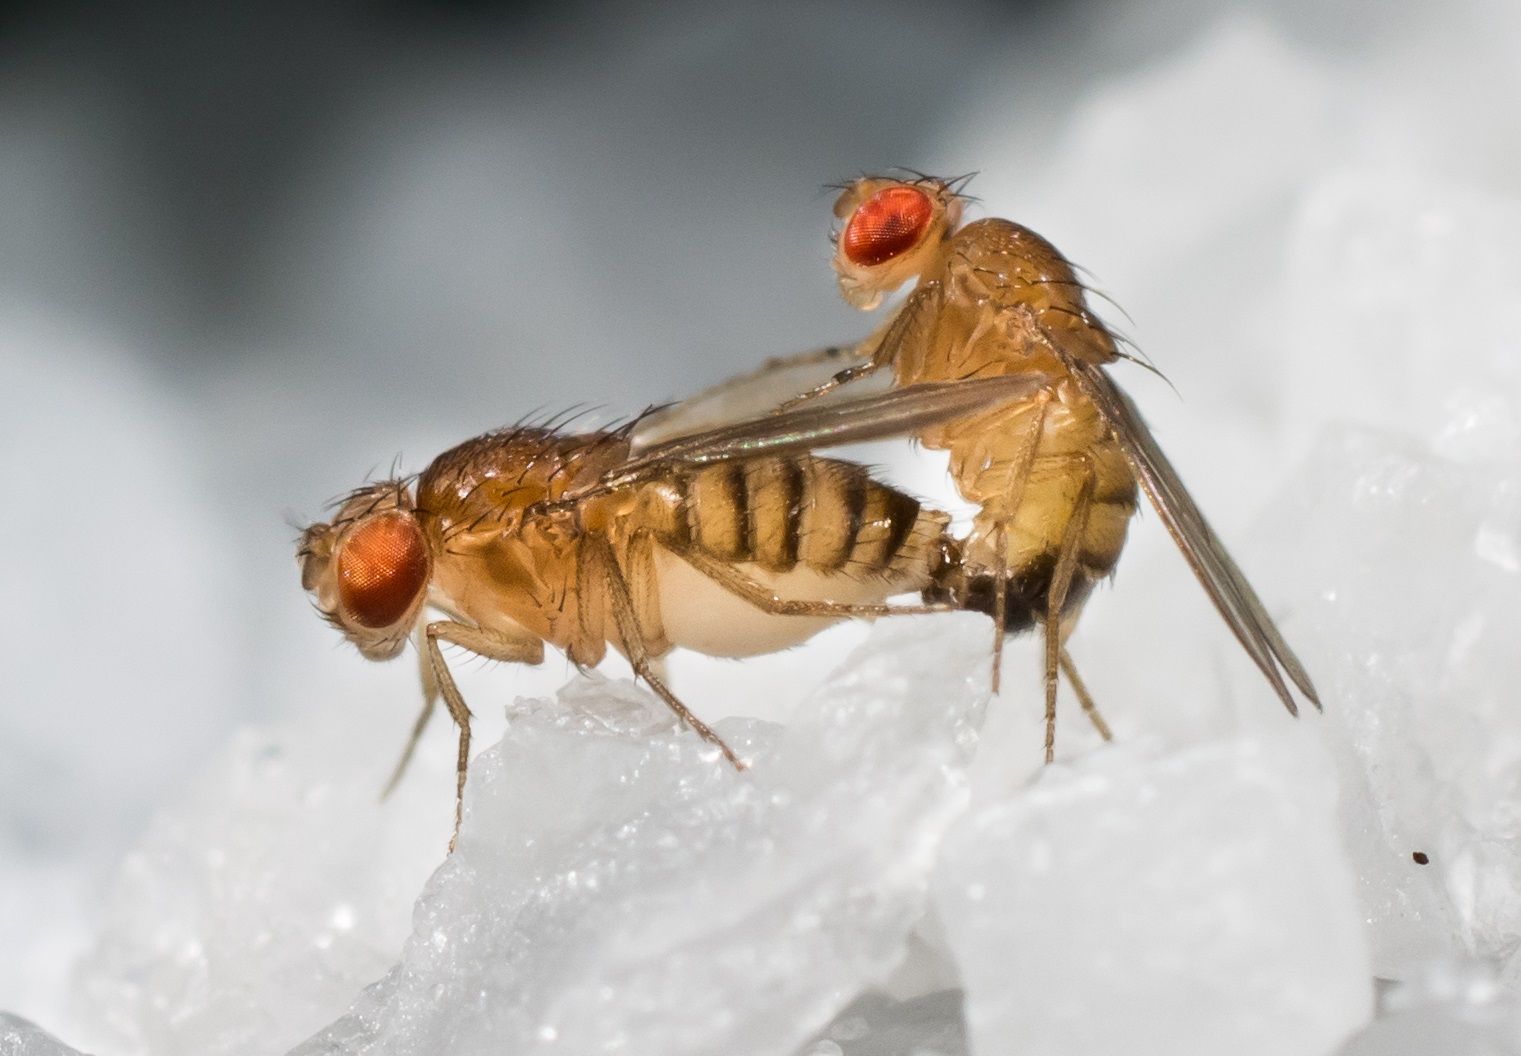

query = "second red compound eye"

[{"left": 841, "top": 185, "right": 934, "bottom": 267}]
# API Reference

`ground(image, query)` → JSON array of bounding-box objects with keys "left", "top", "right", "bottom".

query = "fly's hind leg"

[
  {"left": 673, "top": 547, "right": 952, "bottom": 618},
  {"left": 990, "top": 524, "right": 1009, "bottom": 694},
  {"left": 985, "top": 387, "right": 1053, "bottom": 696},
  {"left": 421, "top": 621, "right": 545, "bottom": 852},
  {"left": 588, "top": 536, "right": 746, "bottom": 771},
  {"left": 1042, "top": 462, "right": 1096, "bottom": 764},
  {"left": 1059, "top": 645, "right": 1112, "bottom": 742}
]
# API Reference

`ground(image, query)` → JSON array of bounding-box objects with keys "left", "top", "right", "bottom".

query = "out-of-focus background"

[{"left": 3, "top": 0, "right": 1518, "bottom": 1047}]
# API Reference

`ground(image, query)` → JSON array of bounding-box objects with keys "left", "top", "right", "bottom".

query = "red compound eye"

[
  {"left": 841, "top": 185, "right": 934, "bottom": 267},
  {"left": 337, "top": 512, "right": 429, "bottom": 629}
]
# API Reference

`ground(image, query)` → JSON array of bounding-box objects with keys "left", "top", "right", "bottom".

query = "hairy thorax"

[{"left": 884, "top": 218, "right": 1139, "bottom": 583}]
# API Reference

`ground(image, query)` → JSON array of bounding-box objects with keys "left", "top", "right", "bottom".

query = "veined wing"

[
  {"left": 550, "top": 376, "right": 1042, "bottom": 508},
  {"left": 1073, "top": 361, "right": 1320, "bottom": 715},
  {"left": 631, "top": 344, "right": 881, "bottom": 449}
]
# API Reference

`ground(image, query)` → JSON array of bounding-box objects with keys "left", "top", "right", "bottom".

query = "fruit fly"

[
  {"left": 298, "top": 378, "right": 1033, "bottom": 848},
  {"left": 769, "top": 172, "right": 1320, "bottom": 759}
]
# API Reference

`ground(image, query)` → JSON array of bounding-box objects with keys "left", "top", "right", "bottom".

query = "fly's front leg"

[
  {"left": 776, "top": 361, "right": 882, "bottom": 410},
  {"left": 379, "top": 628, "right": 442, "bottom": 800},
  {"left": 676, "top": 547, "right": 952, "bottom": 618},
  {"left": 776, "top": 282, "right": 943, "bottom": 410},
  {"left": 422, "top": 620, "right": 545, "bottom": 852}
]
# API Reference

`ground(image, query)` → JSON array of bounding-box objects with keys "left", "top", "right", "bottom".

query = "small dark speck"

[{"left": 1412, "top": 851, "right": 1430, "bottom": 865}]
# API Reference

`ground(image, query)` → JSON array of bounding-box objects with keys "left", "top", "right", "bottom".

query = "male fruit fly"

[
  {"left": 298, "top": 378, "right": 1035, "bottom": 848},
  {"left": 770, "top": 172, "right": 1320, "bottom": 760}
]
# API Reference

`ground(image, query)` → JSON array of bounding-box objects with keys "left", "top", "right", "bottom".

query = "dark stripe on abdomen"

[
  {"left": 797, "top": 459, "right": 864, "bottom": 571},
  {"left": 689, "top": 463, "right": 747, "bottom": 560}
]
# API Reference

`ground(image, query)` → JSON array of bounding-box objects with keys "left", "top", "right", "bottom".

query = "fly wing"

[
  {"left": 630, "top": 344, "right": 882, "bottom": 449},
  {"left": 1073, "top": 362, "right": 1320, "bottom": 714},
  {"left": 555, "top": 375, "right": 1043, "bottom": 506}
]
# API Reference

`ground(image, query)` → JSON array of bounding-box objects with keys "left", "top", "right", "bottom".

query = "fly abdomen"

[
  {"left": 684, "top": 462, "right": 749, "bottom": 561},
  {"left": 793, "top": 457, "right": 931, "bottom": 577},
  {"left": 658, "top": 456, "right": 944, "bottom": 585},
  {"left": 742, "top": 457, "right": 806, "bottom": 570}
]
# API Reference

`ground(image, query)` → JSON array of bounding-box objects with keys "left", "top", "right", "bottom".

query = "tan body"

[
  {"left": 880, "top": 218, "right": 1139, "bottom": 626},
  {"left": 804, "top": 174, "right": 1318, "bottom": 758},
  {"left": 298, "top": 376, "right": 1034, "bottom": 849},
  {"left": 417, "top": 429, "right": 947, "bottom": 667}
]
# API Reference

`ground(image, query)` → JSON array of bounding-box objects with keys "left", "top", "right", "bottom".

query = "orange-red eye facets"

[
  {"left": 841, "top": 186, "right": 934, "bottom": 267},
  {"left": 337, "top": 513, "right": 429, "bottom": 629}
]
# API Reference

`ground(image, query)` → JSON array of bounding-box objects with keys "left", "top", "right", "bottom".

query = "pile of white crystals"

[{"left": 8, "top": 5, "right": 1521, "bottom": 1055}]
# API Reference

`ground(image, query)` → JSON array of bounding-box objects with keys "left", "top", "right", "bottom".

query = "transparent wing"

[
  {"left": 1073, "top": 362, "right": 1320, "bottom": 714},
  {"left": 630, "top": 344, "right": 880, "bottom": 449},
  {"left": 553, "top": 375, "right": 1043, "bottom": 507}
]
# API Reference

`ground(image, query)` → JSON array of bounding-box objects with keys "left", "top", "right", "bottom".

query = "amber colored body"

[
  {"left": 300, "top": 376, "right": 1035, "bottom": 848},
  {"left": 415, "top": 427, "right": 948, "bottom": 667},
  {"left": 886, "top": 218, "right": 1139, "bottom": 626},
  {"left": 811, "top": 174, "right": 1318, "bottom": 757}
]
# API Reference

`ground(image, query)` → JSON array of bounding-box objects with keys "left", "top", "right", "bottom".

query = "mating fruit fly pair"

[{"left": 300, "top": 172, "right": 1319, "bottom": 849}]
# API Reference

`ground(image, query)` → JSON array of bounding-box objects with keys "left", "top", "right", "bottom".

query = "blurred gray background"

[{"left": 4, "top": 0, "right": 1515, "bottom": 1031}]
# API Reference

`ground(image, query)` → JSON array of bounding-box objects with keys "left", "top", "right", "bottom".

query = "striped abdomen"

[
  {"left": 636, "top": 455, "right": 947, "bottom": 584},
  {"left": 628, "top": 454, "right": 950, "bottom": 659}
]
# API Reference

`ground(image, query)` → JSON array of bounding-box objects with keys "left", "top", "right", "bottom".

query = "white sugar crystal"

[
  {"left": 70, "top": 683, "right": 454, "bottom": 1056},
  {"left": 0, "top": 1015, "right": 90, "bottom": 1056},
  {"left": 1339, "top": 959, "right": 1521, "bottom": 1055},
  {"left": 935, "top": 733, "right": 1372, "bottom": 1056},
  {"left": 1284, "top": 173, "right": 1521, "bottom": 457},
  {"left": 797, "top": 989, "right": 966, "bottom": 1056},
  {"left": 288, "top": 616, "right": 989, "bottom": 1055},
  {"left": 1251, "top": 424, "right": 1521, "bottom": 983}
]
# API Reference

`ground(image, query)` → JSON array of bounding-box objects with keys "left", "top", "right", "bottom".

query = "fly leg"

[
  {"left": 776, "top": 361, "right": 882, "bottom": 410},
  {"left": 587, "top": 536, "right": 746, "bottom": 771},
  {"left": 1042, "top": 462, "right": 1096, "bottom": 764},
  {"left": 379, "top": 628, "right": 441, "bottom": 800},
  {"left": 631, "top": 344, "right": 866, "bottom": 444},
  {"left": 674, "top": 547, "right": 954, "bottom": 618},
  {"left": 990, "top": 523, "right": 1009, "bottom": 694},
  {"left": 421, "top": 621, "right": 545, "bottom": 852},
  {"left": 1059, "top": 645, "right": 1112, "bottom": 742},
  {"left": 982, "top": 388, "right": 1053, "bottom": 695},
  {"left": 777, "top": 282, "right": 945, "bottom": 409}
]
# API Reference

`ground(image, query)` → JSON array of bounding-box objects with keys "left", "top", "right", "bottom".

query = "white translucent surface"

[
  {"left": 937, "top": 734, "right": 1371, "bottom": 1056},
  {"left": 291, "top": 620, "right": 988, "bottom": 1055},
  {"left": 0, "top": 1014, "right": 90, "bottom": 1056},
  {"left": 66, "top": 618, "right": 988, "bottom": 1056},
  {"left": 1339, "top": 960, "right": 1521, "bottom": 1055}
]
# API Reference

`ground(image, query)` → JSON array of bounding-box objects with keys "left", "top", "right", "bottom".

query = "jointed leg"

[
  {"left": 777, "top": 284, "right": 944, "bottom": 410},
  {"left": 1059, "top": 646, "right": 1112, "bottom": 742},
  {"left": 777, "top": 360, "right": 882, "bottom": 410},
  {"left": 979, "top": 389, "right": 1053, "bottom": 696},
  {"left": 588, "top": 537, "right": 746, "bottom": 771},
  {"left": 380, "top": 631, "right": 440, "bottom": 800},
  {"left": 675, "top": 547, "right": 952, "bottom": 619},
  {"left": 990, "top": 524, "right": 1009, "bottom": 694},
  {"left": 1042, "top": 465, "right": 1095, "bottom": 764},
  {"left": 634, "top": 345, "right": 866, "bottom": 444},
  {"left": 421, "top": 621, "right": 545, "bottom": 852}
]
